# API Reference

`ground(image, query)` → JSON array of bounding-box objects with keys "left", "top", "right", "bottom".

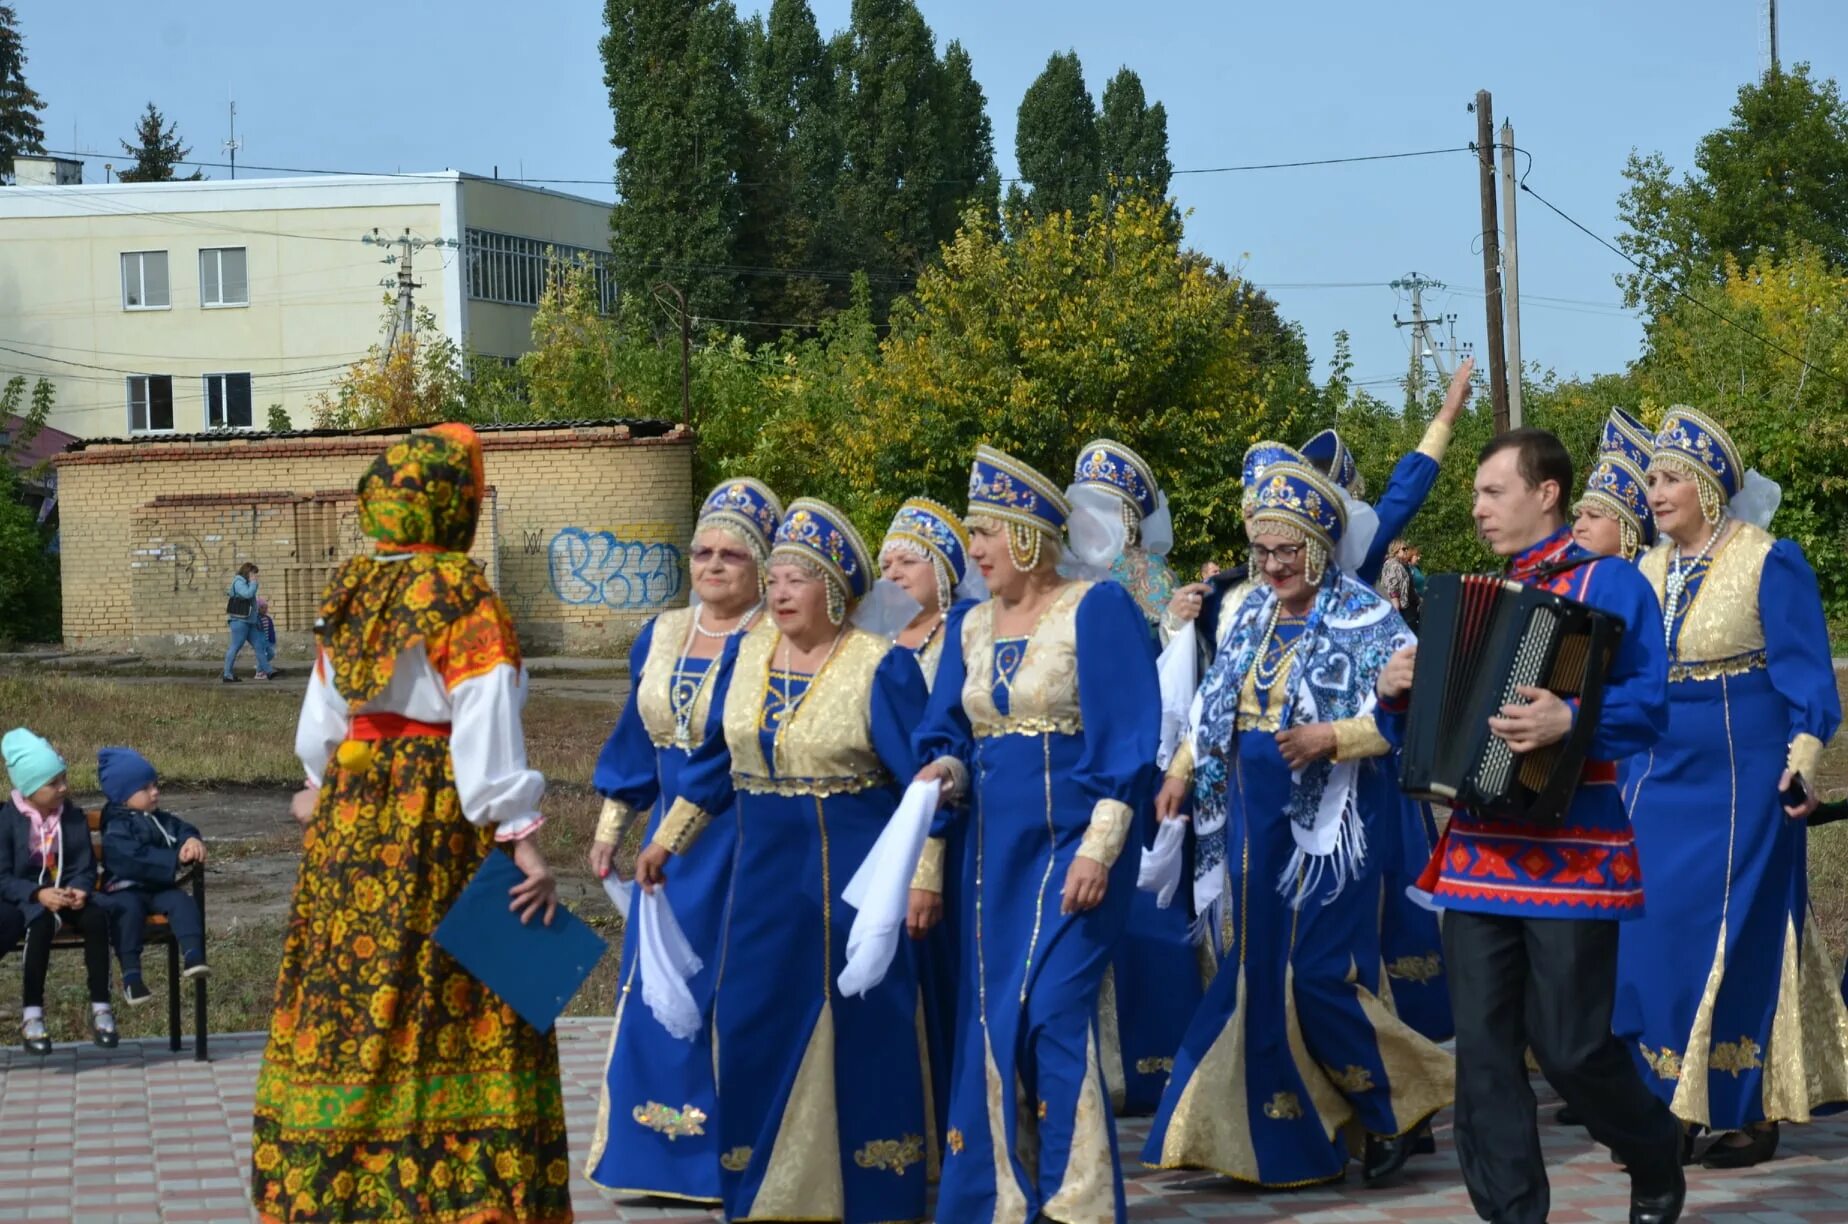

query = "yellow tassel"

[{"left": 335, "top": 740, "right": 375, "bottom": 773}]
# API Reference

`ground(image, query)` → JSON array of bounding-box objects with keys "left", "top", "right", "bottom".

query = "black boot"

[
  {"left": 1629, "top": 1161, "right": 1685, "bottom": 1224},
  {"left": 1362, "top": 1130, "right": 1417, "bottom": 1187},
  {"left": 1701, "top": 1123, "right": 1778, "bottom": 1169}
]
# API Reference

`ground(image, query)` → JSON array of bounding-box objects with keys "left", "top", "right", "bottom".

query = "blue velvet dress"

[
  {"left": 1141, "top": 603, "right": 1453, "bottom": 1188},
  {"left": 585, "top": 610, "right": 736, "bottom": 1203},
  {"left": 916, "top": 580, "right": 1158, "bottom": 1224},
  {"left": 665, "top": 623, "right": 933, "bottom": 1223},
  {"left": 1615, "top": 526, "right": 1848, "bottom": 1129}
]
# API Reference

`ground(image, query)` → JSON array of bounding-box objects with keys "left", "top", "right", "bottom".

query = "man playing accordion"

[{"left": 1374, "top": 428, "right": 1685, "bottom": 1224}]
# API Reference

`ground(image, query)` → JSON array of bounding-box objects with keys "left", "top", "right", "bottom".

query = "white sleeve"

[
  {"left": 449, "top": 663, "right": 547, "bottom": 839},
  {"left": 295, "top": 651, "right": 349, "bottom": 787}
]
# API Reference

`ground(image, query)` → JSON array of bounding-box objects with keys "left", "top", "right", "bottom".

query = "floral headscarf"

[{"left": 318, "top": 425, "right": 519, "bottom": 707}]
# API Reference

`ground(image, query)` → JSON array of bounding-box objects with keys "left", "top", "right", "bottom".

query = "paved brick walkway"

[{"left": 2, "top": 1020, "right": 1846, "bottom": 1223}]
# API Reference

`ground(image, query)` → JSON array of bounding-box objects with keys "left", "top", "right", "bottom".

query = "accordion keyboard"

[{"left": 1474, "top": 608, "right": 1560, "bottom": 797}]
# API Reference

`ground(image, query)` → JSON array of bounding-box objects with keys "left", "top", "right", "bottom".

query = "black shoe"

[
  {"left": 91, "top": 1011, "right": 119, "bottom": 1049},
  {"left": 1555, "top": 1105, "right": 1584, "bottom": 1127},
  {"left": 1362, "top": 1130, "right": 1417, "bottom": 1187},
  {"left": 21, "top": 1018, "right": 50, "bottom": 1055},
  {"left": 1412, "top": 1123, "right": 1437, "bottom": 1157},
  {"left": 1629, "top": 1161, "right": 1685, "bottom": 1224},
  {"left": 1701, "top": 1123, "right": 1778, "bottom": 1169},
  {"left": 221, "top": 674, "right": 242, "bottom": 683},
  {"left": 123, "top": 974, "right": 154, "bottom": 1006}
]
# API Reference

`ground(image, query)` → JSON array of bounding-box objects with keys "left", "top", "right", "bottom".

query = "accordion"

[{"left": 1398, "top": 571, "right": 1623, "bottom": 823}]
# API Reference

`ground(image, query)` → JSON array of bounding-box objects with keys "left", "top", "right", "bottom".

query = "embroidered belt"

[
  {"left": 1582, "top": 760, "right": 1616, "bottom": 785},
  {"left": 734, "top": 769, "right": 889, "bottom": 798},
  {"left": 349, "top": 714, "right": 453, "bottom": 740}
]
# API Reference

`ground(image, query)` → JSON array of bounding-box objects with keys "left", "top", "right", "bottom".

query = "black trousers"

[
  {"left": 0, "top": 899, "right": 23, "bottom": 959},
  {"left": 1443, "top": 910, "right": 1681, "bottom": 1224},
  {"left": 22, "top": 905, "right": 112, "bottom": 1007},
  {"left": 105, "top": 887, "right": 204, "bottom": 973}
]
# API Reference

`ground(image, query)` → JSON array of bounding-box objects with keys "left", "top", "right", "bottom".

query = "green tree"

[
  {"left": 933, "top": 41, "right": 999, "bottom": 237},
  {"left": 1617, "top": 64, "right": 1848, "bottom": 313},
  {"left": 0, "top": 375, "right": 60, "bottom": 642},
  {"left": 309, "top": 306, "right": 473, "bottom": 429},
  {"left": 1097, "top": 66, "right": 1170, "bottom": 203},
  {"left": 603, "top": 0, "right": 753, "bottom": 321},
  {"left": 517, "top": 262, "right": 681, "bottom": 421},
  {"left": 1013, "top": 51, "right": 1099, "bottom": 220},
  {"left": 0, "top": 4, "right": 44, "bottom": 182},
  {"left": 116, "top": 102, "right": 204, "bottom": 182}
]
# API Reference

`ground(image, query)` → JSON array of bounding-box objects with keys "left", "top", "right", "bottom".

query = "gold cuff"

[
  {"left": 936, "top": 756, "right": 969, "bottom": 802},
  {"left": 1330, "top": 715, "right": 1390, "bottom": 763},
  {"left": 1788, "top": 733, "right": 1824, "bottom": 782},
  {"left": 1165, "top": 739, "right": 1195, "bottom": 782},
  {"left": 1077, "top": 799, "right": 1134, "bottom": 868},
  {"left": 1416, "top": 418, "right": 1454, "bottom": 461},
  {"left": 911, "top": 837, "right": 946, "bottom": 893},
  {"left": 652, "top": 797, "right": 713, "bottom": 855},
  {"left": 594, "top": 797, "right": 636, "bottom": 847}
]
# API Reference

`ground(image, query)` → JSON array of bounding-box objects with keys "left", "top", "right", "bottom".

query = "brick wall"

[{"left": 55, "top": 424, "right": 695, "bottom": 658}]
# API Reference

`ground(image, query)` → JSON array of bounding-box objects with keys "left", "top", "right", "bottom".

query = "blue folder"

[{"left": 433, "top": 849, "right": 608, "bottom": 1035}]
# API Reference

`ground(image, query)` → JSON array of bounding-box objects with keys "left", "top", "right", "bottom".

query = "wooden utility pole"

[
  {"left": 1474, "top": 90, "right": 1510, "bottom": 432},
  {"left": 1499, "top": 118, "right": 1524, "bottom": 427}
]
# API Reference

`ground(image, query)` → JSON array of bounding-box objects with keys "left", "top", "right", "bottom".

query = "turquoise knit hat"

[{"left": 3, "top": 728, "right": 66, "bottom": 797}]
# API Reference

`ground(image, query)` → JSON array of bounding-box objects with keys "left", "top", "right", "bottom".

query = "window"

[
  {"left": 464, "top": 228, "right": 617, "bottom": 311},
  {"left": 204, "top": 373, "right": 253, "bottom": 429},
  {"left": 121, "top": 251, "right": 170, "bottom": 309},
  {"left": 199, "top": 247, "right": 248, "bottom": 307},
  {"left": 127, "top": 375, "right": 174, "bottom": 433}
]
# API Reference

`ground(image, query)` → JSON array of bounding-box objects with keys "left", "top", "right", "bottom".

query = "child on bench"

[
  {"left": 0, "top": 728, "right": 118, "bottom": 1053},
  {"left": 97, "top": 748, "right": 209, "bottom": 1005}
]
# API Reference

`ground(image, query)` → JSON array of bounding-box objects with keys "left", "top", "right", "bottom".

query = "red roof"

[{"left": 4, "top": 415, "right": 77, "bottom": 472}]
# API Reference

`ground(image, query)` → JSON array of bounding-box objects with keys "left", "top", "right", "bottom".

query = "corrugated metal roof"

[{"left": 61, "top": 417, "right": 682, "bottom": 452}]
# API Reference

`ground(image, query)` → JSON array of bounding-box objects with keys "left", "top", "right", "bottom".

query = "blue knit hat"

[
  {"left": 98, "top": 747, "right": 159, "bottom": 806},
  {"left": 2, "top": 728, "right": 66, "bottom": 798}
]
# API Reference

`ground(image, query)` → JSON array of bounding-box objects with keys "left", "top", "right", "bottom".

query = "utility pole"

[
  {"left": 223, "top": 101, "right": 241, "bottom": 180},
  {"left": 652, "top": 282, "right": 692, "bottom": 429},
  {"left": 361, "top": 228, "right": 460, "bottom": 366},
  {"left": 1762, "top": 0, "right": 1780, "bottom": 76},
  {"left": 1472, "top": 90, "right": 1510, "bottom": 432},
  {"left": 1391, "top": 272, "right": 1449, "bottom": 405},
  {"left": 1499, "top": 119, "right": 1524, "bottom": 427}
]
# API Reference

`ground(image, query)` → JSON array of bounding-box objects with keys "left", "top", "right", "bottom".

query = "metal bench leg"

[
  {"left": 194, "top": 971, "right": 209, "bottom": 1062},
  {"left": 166, "top": 940, "right": 182, "bottom": 1053}
]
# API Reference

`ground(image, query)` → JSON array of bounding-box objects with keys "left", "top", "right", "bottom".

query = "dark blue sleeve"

[
  {"left": 1761, "top": 539, "right": 1843, "bottom": 750},
  {"left": 1075, "top": 582, "right": 1161, "bottom": 807},
  {"left": 592, "top": 619, "right": 662, "bottom": 809},
  {"left": 0, "top": 815, "right": 32, "bottom": 906},
  {"left": 870, "top": 648, "right": 929, "bottom": 784},
  {"left": 1583, "top": 560, "right": 1669, "bottom": 762},
  {"left": 1361, "top": 450, "right": 1441, "bottom": 583},
  {"left": 103, "top": 811, "right": 181, "bottom": 888},
  {"left": 673, "top": 639, "right": 739, "bottom": 822}
]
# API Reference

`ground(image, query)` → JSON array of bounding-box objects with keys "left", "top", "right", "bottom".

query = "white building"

[{"left": 0, "top": 159, "right": 615, "bottom": 438}]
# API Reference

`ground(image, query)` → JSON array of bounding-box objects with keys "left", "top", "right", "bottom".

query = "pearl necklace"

[
  {"left": 692, "top": 600, "right": 763, "bottom": 639},
  {"left": 1252, "top": 609, "right": 1305, "bottom": 689},
  {"left": 671, "top": 603, "right": 763, "bottom": 748},
  {"left": 775, "top": 629, "right": 846, "bottom": 731},
  {"left": 1662, "top": 517, "right": 1725, "bottom": 653},
  {"left": 898, "top": 611, "right": 945, "bottom": 655}
]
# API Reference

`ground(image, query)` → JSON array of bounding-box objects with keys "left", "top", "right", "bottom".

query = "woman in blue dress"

[
  {"left": 1067, "top": 439, "right": 1204, "bottom": 1116},
  {"left": 584, "top": 477, "right": 781, "bottom": 1203},
  {"left": 1144, "top": 459, "right": 1453, "bottom": 1190},
  {"left": 1614, "top": 407, "right": 1848, "bottom": 1168},
  {"left": 635, "top": 498, "right": 931, "bottom": 1224},
  {"left": 910, "top": 445, "right": 1159, "bottom": 1223}
]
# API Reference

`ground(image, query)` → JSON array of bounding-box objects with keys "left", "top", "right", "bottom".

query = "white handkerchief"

[
  {"left": 1137, "top": 818, "right": 1187, "bottom": 908},
  {"left": 635, "top": 887, "right": 704, "bottom": 1041},
  {"left": 1156, "top": 628, "right": 1198, "bottom": 770},
  {"left": 600, "top": 872, "right": 633, "bottom": 923},
  {"left": 838, "top": 779, "right": 942, "bottom": 997}
]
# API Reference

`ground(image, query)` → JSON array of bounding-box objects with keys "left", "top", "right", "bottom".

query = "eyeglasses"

[
  {"left": 691, "top": 546, "right": 754, "bottom": 566},
  {"left": 1250, "top": 543, "right": 1305, "bottom": 567}
]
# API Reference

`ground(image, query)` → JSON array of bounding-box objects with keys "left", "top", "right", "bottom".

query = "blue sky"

[{"left": 19, "top": 0, "right": 1848, "bottom": 389}]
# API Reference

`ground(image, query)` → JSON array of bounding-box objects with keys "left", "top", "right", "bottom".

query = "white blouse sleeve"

[
  {"left": 449, "top": 662, "right": 547, "bottom": 840},
  {"left": 295, "top": 651, "right": 349, "bottom": 788}
]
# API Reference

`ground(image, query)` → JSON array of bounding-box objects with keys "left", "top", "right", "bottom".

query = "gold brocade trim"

[
  {"left": 1352, "top": 984, "right": 1456, "bottom": 1133},
  {"left": 945, "top": 1129, "right": 964, "bottom": 1155},
  {"left": 1668, "top": 928, "right": 1727, "bottom": 1125},
  {"left": 913, "top": 993, "right": 940, "bottom": 1183},
  {"left": 1640, "top": 1044, "right": 1683, "bottom": 1081},
  {"left": 1098, "top": 965, "right": 1127, "bottom": 1112},
  {"left": 637, "top": 606, "right": 717, "bottom": 748},
  {"left": 652, "top": 797, "right": 712, "bottom": 854},
  {"left": 745, "top": 1004, "right": 844, "bottom": 1219},
  {"left": 1283, "top": 961, "right": 1355, "bottom": 1142},
  {"left": 723, "top": 623, "right": 893, "bottom": 791},
  {"left": 911, "top": 836, "right": 946, "bottom": 893},
  {"left": 594, "top": 797, "right": 636, "bottom": 847},
  {"left": 1323, "top": 1065, "right": 1375, "bottom": 1094},
  {"left": 1041, "top": 1024, "right": 1115, "bottom": 1222},
  {"left": 852, "top": 1134, "right": 925, "bottom": 1175},
  {"left": 1385, "top": 953, "right": 1443, "bottom": 985},
  {"left": 1668, "top": 651, "right": 1765, "bottom": 683},
  {"left": 1137, "top": 1057, "right": 1175, "bottom": 1076},
  {"left": 980, "top": 1034, "right": 1030, "bottom": 1224},
  {"left": 1330, "top": 715, "right": 1389, "bottom": 763},
  {"left": 1036, "top": 1100, "right": 1048, "bottom": 1120},
  {"left": 1262, "top": 1093, "right": 1303, "bottom": 1120},
  {"left": 583, "top": 987, "right": 628, "bottom": 1179},
  {"left": 1166, "top": 738, "right": 1195, "bottom": 782},
  {"left": 1156, "top": 964, "right": 1257, "bottom": 1179},
  {"left": 1638, "top": 522, "right": 1774, "bottom": 667},
  {"left": 732, "top": 769, "right": 889, "bottom": 798},
  {"left": 1077, "top": 798, "right": 1133, "bottom": 868},
  {"left": 961, "top": 582, "right": 1089, "bottom": 738},
  {"left": 720, "top": 1146, "right": 752, "bottom": 1172},
  {"left": 1416, "top": 417, "right": 1454, "bottom": 461},
  {"left": 1789, "top": 733, "right": 1824, "bottom": 781},
  {"left": 632, "top": 1102, "right": 708, "bottom": 1138},
  {"left": 1709, "top": 1036, "right": 1764, "bottom": 1076}
]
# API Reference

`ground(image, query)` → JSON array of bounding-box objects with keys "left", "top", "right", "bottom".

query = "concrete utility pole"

[
  {"left": 1392, "top": 272, "right": 1449, "bottom": 404},
  {"left": 1472, "top": 90, "right": 1511, "bottom": 433},
  {"left": 361, "top": 228, "right": 459, "bottom": 366},
  {"left": 1763, "top": 0, "right": 1780, "bottom": 76},
  {"left": 1499, "top": 119, "right": 1524, "bottom": 427}
]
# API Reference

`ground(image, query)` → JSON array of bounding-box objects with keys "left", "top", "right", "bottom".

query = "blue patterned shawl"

[{"left": 1189, "top": 572, "right": 1412, "bottom": 925}]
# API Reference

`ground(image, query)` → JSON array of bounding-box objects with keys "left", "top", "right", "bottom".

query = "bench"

[{"left": 49, "top": 809, "right": 209, "bottom": 1061}]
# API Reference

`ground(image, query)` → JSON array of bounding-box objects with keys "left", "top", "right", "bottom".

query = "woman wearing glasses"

[
  {"left": 1145, "top": 455, "right": 1452, "bottom": 1191},
  {"left": 584, "top": 478, "right": 781, "bottom": 1204}
]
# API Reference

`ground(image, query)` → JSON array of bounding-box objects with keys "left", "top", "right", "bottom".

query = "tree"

[
  {"left": 517, "top": 262, "right": 681, "bottom": 420},
  {"left": 933, "top": 41, "right": 999, "bottom": 239},
  {"left": 116, "top": 103, "right": 204, "bottom": 183},
  {"left": 0, "top": 5, "right": 44, "bottom": 182},
  {"left": 1617, "top": 65, "right": 1848, "bottom": 313},
  {"left": 0, "top": 374, "right": 60, "bottom": 642},
  {"left": 1013, "top": 51, "right": 1100, "bottom": 220},
  {"left": 603, "top": 0, "right": 753, "bottom": 322},
  {"left": 309, "top": 306, "right": 473, "bottom": 429},
  {"left": 1097, "top": 67, "right": 1171, "bottom": 203}
]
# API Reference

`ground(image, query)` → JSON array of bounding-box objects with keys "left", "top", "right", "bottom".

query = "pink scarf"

[{"left": 12, "top": 790, "right": 61, "bottom": 883}]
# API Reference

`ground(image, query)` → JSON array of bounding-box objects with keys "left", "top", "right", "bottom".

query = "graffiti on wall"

[{"left": 546, "top": 527, "right": 685, "bottom": 609}]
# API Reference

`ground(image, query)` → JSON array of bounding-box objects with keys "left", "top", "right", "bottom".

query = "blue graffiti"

[{"left": 547, "top": 528, "right": 685, "bottom": 609}]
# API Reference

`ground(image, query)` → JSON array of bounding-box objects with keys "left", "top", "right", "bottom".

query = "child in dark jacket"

[
  {"left": 97, "top": 748, "right": 209, "bottom": 1004},
  {"left": 0, "top": 728, "right": 118, "bottom": 1054}
]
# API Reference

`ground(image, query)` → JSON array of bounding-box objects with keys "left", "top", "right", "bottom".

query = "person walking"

[{"left": 223, "top": 563, "right": 276, "bottom": 682}]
